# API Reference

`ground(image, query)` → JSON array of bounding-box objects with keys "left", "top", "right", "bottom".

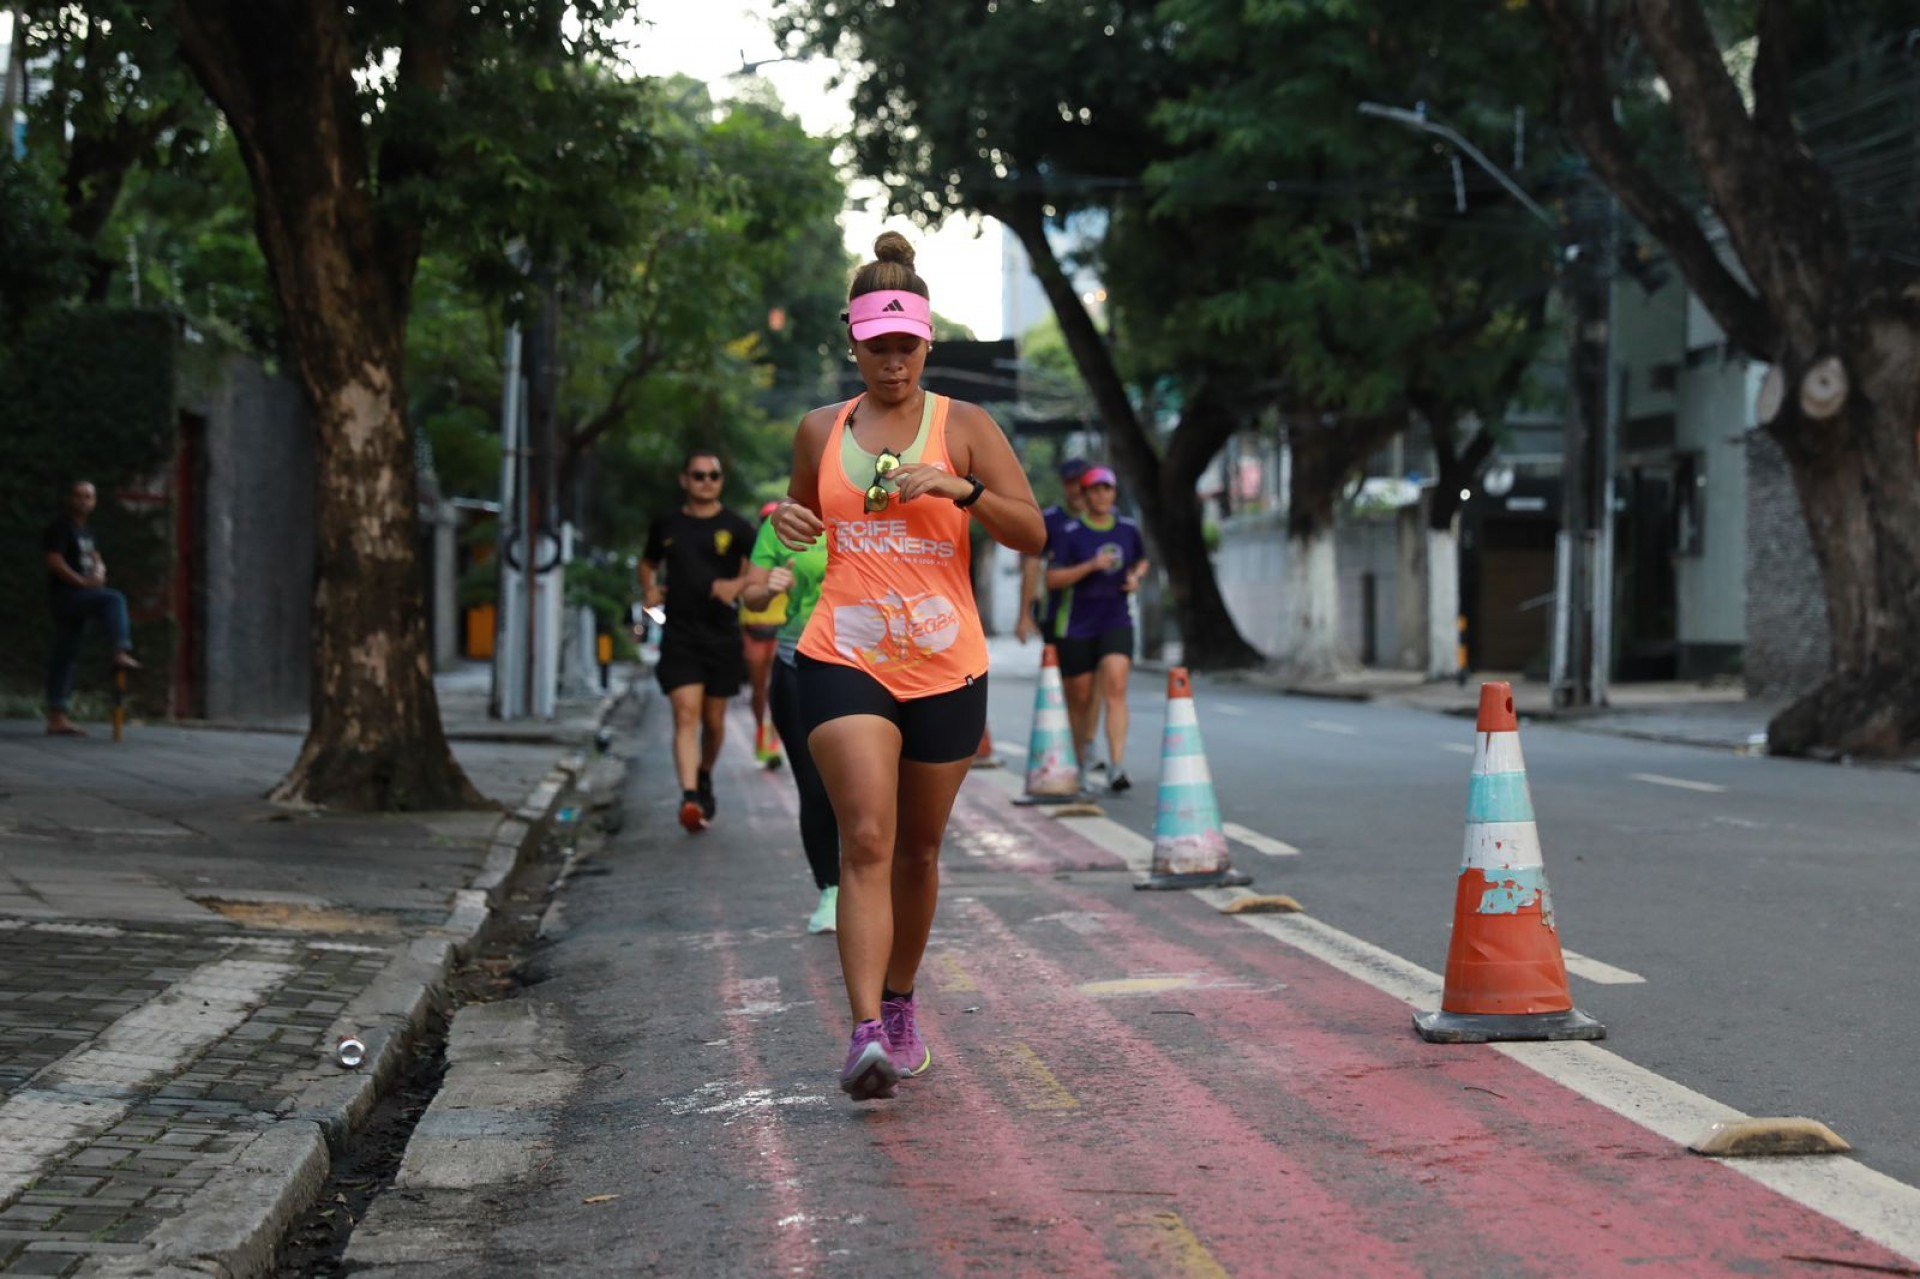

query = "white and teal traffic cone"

[
  {"left": 1137, "top": 668, "right": 1251, "bottom": 890},
  {"left": 1013, "top": 644, "right": 1085, "bottom": 805}
]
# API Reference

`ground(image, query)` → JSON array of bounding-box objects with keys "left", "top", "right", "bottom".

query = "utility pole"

[
  {"left": 489, "top": 323, "right": 523, "bottom": 719},
  {"left": 1358, "top": 84, "right": 1618, "bottom": 708}
]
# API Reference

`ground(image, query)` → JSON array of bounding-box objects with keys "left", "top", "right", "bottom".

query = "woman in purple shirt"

[{"left": 1045, "top": 466, "right": 1150, "bottom": 792}]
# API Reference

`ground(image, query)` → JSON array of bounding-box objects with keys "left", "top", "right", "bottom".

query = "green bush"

[{"left": 0, "top": 309, "right": 177, "bottom": 706}]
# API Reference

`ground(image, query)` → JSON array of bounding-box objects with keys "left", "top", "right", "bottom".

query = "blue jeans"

[{"left": 46, "top": 588, "right": 132, "bottom": 713}]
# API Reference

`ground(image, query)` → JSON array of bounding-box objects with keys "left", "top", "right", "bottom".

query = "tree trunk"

[
  {"left": 998, "top": 199, "right": 1261, "bottom": 669},
  {"left": 1534, "top": 0, "right": 1920, "bottom": 755},
  {"left": 1275, "top": 415, "right": 1402, "bottom": 677},
  {"left": 1766, "top": 314, "right": 1920, "bottom": 758},
  {"left": 1277, "top": 525, "right": 1344, "bottom": 680},
  {"left": 173, "top": 0, "right": 484, "bottom": 810}
]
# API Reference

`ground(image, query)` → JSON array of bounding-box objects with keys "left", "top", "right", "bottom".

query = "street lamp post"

[{"left": 1357, "top": 100, "right": 1617, "bottom": 708}]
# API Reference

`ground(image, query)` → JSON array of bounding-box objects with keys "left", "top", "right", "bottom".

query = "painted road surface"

[
  {"left": 454, "top": 700, "right": 1918, "bottom": 1277},
  {"left": 981, "top": 646, "right": 1920, "bottom": 1193}
]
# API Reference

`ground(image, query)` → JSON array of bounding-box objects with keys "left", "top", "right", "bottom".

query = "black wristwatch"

[{"left": 954, "top": 475, "right": 985, "bottom": 509}]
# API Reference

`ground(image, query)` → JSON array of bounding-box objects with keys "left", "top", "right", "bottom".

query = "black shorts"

[
  {"left": 655, "top": 634, "right": 746, "bottom": 698},
  {"left": 795, "top": 653, "right": 987, "bottom": 764},
  {"left": 1057, "top": 626, "right": 1135, "bottom": 678}
]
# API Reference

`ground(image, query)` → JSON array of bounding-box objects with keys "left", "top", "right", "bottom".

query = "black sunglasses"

[
  {"left": 686, "top": 469, "right": 723, "bottom": 482},
  {"left": 864, "top": 450, "right": 901, "bottom": 513}
]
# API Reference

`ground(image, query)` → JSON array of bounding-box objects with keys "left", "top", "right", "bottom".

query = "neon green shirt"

[{"left": 749, "top": 517, "right": 829, "bottom": 653}]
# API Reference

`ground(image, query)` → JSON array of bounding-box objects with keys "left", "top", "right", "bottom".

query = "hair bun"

[{"left": 872, "top": 231, "right": 916, "bottom": 270}]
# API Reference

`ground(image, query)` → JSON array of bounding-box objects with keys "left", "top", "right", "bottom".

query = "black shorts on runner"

[
  {"left": 795, "top": 654, "right": 987, "bottom": 765},
  {"left": 1056, "top": 626, "right": 1135, "bottom": 678},
  {"left": 655, "top": 635, "right": 746, "bottom": 698}
]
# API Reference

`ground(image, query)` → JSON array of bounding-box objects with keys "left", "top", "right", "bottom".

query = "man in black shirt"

[
  {"left": 43, "top": 480, "right": 142, "bottom": 737},
  {"left": 641, "top": 451, "right": 755, "bottom": 832}
]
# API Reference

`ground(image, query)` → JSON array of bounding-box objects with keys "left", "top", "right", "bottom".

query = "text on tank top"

[{"left": 796, "top": 394, "right": 989, "bottom": 699}]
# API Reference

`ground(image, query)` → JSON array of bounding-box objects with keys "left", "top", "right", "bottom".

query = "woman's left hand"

[{"left": 891, "top": 462, "right": 972, "bottom": 505}]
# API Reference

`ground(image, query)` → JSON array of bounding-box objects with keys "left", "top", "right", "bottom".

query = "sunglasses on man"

[{"left": 686, "top": 468, "right": 723, "bottom": 482}]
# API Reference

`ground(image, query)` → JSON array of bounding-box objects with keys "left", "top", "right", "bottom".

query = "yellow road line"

[
  {"left": 1000, "top": 1041, "right": 1079, "bottom": 1112},
  {"left": 926, "top": 951, "right": 979, "bottom": 994},
  {"left": 1117, "top": 1210, "right": 1230, "bottom": 1279}
]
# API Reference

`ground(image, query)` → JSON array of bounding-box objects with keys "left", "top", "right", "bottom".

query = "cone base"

[
  {"left": 1135, "top": 867, "right": 1253, "bottom": 892},
  {"left": 1412, "top": 1006, "right": 1605, "bottom": 1045},
  {"left": 1014, "top": 790, "right": 1093, "bottom": 807}
]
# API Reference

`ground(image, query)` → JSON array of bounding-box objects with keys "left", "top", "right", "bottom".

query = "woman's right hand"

[
  {"left": 774, "top": 500, "right": 824, "bottom": 551},
  {"left": 766, "top": 566, "right": 795, "bottom": 595}
]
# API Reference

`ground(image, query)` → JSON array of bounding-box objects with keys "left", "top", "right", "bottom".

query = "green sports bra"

[{"left": 840, "top": 392, "right": 936, "bottom": 498}]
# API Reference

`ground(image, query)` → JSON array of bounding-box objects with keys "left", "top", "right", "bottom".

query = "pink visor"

[{"left": 848, "top": 289, "right": 933, "bottom": 342}]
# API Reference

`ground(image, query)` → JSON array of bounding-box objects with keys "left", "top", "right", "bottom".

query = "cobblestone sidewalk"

[
  {"left": 0, "top": 925, "right": 389, "bottom": 1275},
  {"left": 0, "top": 676, "right": 614, "bottom": 1276}
]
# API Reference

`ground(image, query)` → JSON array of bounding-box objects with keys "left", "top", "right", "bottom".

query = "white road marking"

[
  {"left": 998, "top": 741, "right": 1027, "bottom": 755},
  {"left": 1066, "top": 817, "right": 1154, "bottom": 872},
  {"left": 0, "top": 955, "right": 296, "bottom": 1203},
  {"left": 1630, "top": 772, "right": 1727, "bottom": 794},
  {"left": 1305, "top": 720, "right": 1358, "bottom": 736},
  {"left": 1561, "top": 950, "right": 1648, "bottom": 985},
  {"left": 1214, "top": 704, "right": 1248, "bottom": 717},
  {"left": 1222, "top": 822, "right": 1301, "bottom": 858},
  {"left": 1440, "top": 742, "right": 1475, "bottom": 755},
  {"left": 1044, "top": 808, "right": 1920, "bottom": 1265}
]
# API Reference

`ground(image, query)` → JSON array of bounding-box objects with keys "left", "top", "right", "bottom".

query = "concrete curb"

[
  {"left": 90, "top": 1123, "right": 330, "bottom": 1279},
  {"left": 85, "top": 686, "right": 631, "bottom": 1279},
  {"left": 342, "top": 1000, "right": 583, "bottom": 1276}
]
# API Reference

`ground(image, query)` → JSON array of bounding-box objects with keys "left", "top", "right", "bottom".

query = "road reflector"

[
  {"left": 1688, "top": 1117, "right": 1851, "bottom": 1157},
  {"left": 1221, "top": 894, "right": 1303, "bottom": 915}
]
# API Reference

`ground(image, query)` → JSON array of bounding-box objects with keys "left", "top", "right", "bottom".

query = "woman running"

[
  {"left": 740, "top": 501, "right": 788, "bottom": 770},
  {"left": 741, "top": 521, "right": 837, "bottom": 934},
  {"left": 1047, "top": 466, "right": 1150, "bottom": 793},
  {"left": 773, "top": 232, "right": 1044, "bottom": 1101}
]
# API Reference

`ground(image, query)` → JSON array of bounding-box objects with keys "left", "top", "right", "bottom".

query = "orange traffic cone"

[
  {"left": 1137, "top": 669, "right": 1251, "bottom": 890},
  {"left": 1414, "top": 682, "right": 1603, "bottom": 1044},
  {"left": 971, "top": 726, "right": 1001, "bottom": 770},
  {"left": 1013, "top": 645, "right": 1085, "bottom": 805}
]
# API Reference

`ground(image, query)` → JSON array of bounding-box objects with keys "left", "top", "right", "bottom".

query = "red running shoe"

[{"left": 678, "top": 795, "right": 708, "bottom": 833}]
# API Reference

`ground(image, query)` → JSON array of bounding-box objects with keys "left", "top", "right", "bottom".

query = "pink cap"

[
  {"left": 848, "top": 289, "right": 933, "bottom": 342},
  {"left": 1080, "top": 465, "right": 1117, "bottom": 489}
]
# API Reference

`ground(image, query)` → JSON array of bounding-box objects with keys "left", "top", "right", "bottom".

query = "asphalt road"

[
  {"left": 401, "top": 682, "right": 1919, "bottom": 1276},
  {"left": 984, "top": 648, "right": 1920, "bottom": 1188}
]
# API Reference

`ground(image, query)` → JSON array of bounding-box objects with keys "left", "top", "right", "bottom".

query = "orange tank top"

[{"left": 797, "top": 394, "right": 988, "bottom": 699}]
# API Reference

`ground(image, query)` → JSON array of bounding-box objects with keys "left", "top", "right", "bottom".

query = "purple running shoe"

[
  {"left": 839, "top": 1020, "right": 899, "bottom": 1101},
  {"left": 882, "top": 992, "right": 931, "bottom": 1078}
]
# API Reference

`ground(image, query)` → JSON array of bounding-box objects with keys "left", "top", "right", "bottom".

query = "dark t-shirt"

[
  {"left": 1037, "top": 504, "right": 1076, "bottom": 632},
  {"left": 42, "top": 518, "right": 98, "bottom": 604},
  {"left": 642, "top": 507, "right": 755, "bottom": 645},
  {"left": 1050, "top": 514, "right": 1147, "bottom": 639}
]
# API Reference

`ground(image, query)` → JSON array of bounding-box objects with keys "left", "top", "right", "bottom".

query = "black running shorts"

[
  {"left": 795, "top": 654, "right": 987, "bottom": 765},
  {"left": 1056, "top": 626, "right": 1135, "bottom": 678},
  {"left": 655, "top": 635, "right": 746, "bottom": 698}
]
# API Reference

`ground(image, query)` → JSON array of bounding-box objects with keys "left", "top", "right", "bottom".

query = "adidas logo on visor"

[{"left": 883, "top": 299, "right": 905, "bottom": 312}]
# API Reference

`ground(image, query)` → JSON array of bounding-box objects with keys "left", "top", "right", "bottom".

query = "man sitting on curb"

[{"left": 43, "top": 480, "right": 142, "bottom": 737}]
